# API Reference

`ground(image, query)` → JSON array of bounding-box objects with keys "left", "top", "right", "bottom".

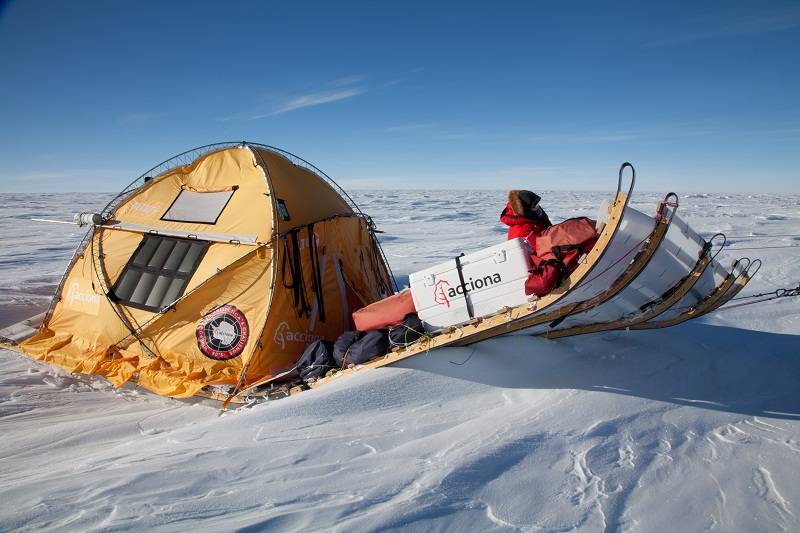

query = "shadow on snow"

[{"left": 396, "top": 321, "right": 800, "bottom": 420}]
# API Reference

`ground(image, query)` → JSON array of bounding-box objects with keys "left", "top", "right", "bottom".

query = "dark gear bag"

[
  {"left": 342, "top": 329, "right": 389, "bottom": 366},
  {"left": 333, "top": 330, "right": 364, "bottom": 367},
  {"left": 388, "top": 313, "right": 425, "bottom": 347},
  {"left": 296, "top": 340, "right": 336, "bottom": 382}
]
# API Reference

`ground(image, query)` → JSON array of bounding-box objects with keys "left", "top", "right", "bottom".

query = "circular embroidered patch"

[{"left": 196, "top": 305, "right": 249, "bottom": 360}]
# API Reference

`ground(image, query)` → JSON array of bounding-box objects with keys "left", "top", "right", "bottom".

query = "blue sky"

[{"left": 0, "top": 0, "right": 798, "bottom": 193}]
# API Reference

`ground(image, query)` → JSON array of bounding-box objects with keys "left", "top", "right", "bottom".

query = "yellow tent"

[{"left": 21, "top": 142, "right": 394, "bottom": 398}]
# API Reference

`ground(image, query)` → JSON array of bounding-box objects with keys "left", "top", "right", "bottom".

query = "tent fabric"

[
  {"left": 20, "top": 145, "right": 392, "bottom": 398},
  {"left": 250, "top": 148, "right": 353, "bottom": 231}
]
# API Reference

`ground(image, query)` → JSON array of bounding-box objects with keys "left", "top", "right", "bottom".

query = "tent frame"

[{"left": 42, "top": 142, "right": 398, "bottom": 329}]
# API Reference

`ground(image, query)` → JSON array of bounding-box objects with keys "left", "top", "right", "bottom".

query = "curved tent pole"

[
  {"left": 43, "top": 142, "right": 245, "bottom": 327},
  {"left": 100, "top": 141, "right": 368, "bottom": 218},
  {"left": 43, "top": 140, "right": 395, "bottom": 323},
  {"left": 245, "top": 143, "right": 364, "bottom": 216},
  {"left": 100, "top": 142, "right": 245, "bottom": 217},
  {"left": 42, "top": 227, "right": 93, "bottom": 327},
  {"left": 243, "top": 143, "right": 397, "bottom": 292},
  {"left": 222, "top": 147, "right": 283, "bottom": 406}
]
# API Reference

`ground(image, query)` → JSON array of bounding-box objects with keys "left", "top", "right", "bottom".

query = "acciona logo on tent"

[
  {"left": 273, "top": 321, "right": 324, "bottom": 351},
  {"left": 432, "top": 272, "right": 504, "bottom": 305},
  {"left": 196, "top": 305, "right": 249, "bottom": 360}
]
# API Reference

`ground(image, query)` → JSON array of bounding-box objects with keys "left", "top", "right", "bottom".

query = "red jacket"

[{"left": 500, "top": 203, "right": 551, "bottom": 248}]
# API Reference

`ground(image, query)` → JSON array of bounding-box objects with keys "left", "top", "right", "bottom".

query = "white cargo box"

[{"left": 410, "top": 238, "right": 533, "bottom": 331}]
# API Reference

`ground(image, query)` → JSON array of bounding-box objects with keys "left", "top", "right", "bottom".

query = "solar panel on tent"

[
  {"left": 161, "top": 189, "right": 235, "bottom": 224},
  {"left": 112, "top": 235, "right": 209, "bottom": 311}
]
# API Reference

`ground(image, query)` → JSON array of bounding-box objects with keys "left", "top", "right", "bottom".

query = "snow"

[{"left": 1, "top": 190, "right": 799, "bottom": 531}]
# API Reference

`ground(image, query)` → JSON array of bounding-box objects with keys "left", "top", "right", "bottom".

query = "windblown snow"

[{"left": 1, "top": 190, "right": 799, "bottom": 532}]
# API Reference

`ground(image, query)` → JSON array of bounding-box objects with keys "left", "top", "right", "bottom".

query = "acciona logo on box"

[
  {"left": 273, "top": 321, "right": 324, "bottom": 351},
  {"left": 432, "top": 272, "right": 504, "bottom": 306}
]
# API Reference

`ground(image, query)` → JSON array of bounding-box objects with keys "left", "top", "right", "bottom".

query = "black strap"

[
  {"left": 307, "top": 224, "right": 326, "bottom": 323},
  {"left": 551, "top": 244, "right": 585, "bottom": 261},
  {"left": 454, "top": 253, "right": 474, "bottom": 319},
  {"left": 281, "top": 229, "right": 311, "bottom": 318}
]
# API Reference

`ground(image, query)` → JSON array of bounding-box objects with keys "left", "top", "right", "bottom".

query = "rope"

[
  {"left": 388, "top": 323, "right": 432, "bottom": 348},
  {"left": 717, "top": 283, "right": 800, "bottom": 312},
  {"left": 731, "top": 283, "right": 800, "bottom": 302},
  {"left": 724, "top": 234, "right": 800, "bottom": 239},
  {"left": 716, "top": 244, "right": 800, "bottom": 251}
]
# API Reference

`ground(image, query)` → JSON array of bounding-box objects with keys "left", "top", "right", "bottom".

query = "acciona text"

[{"left": 446, "top": 273, "right": 502, "bottom": 298}]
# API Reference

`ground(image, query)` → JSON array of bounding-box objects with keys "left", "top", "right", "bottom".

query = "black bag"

[
  {"left": 296, "top": 340, "right": 336, "bottom": 382},
  {"left": 342, "top": 329, "right": 389, "bottom": 366},
  {"left": 388, "top": 313, "right": 425, "bottom": 347},
  {"left": 333, "top": 330, "right": 364, "bottom": 367}
]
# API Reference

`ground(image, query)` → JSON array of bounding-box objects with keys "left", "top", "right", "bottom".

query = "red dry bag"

[
  {"left": 525, "top": 217, "right": 599, "bottom": 297},
  {"left": 352, "top": 289, "right": 416, "bottom": 332}
]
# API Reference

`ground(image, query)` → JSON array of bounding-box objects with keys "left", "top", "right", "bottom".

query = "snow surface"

[{"left": 1, "top": 190, "right": 799, "bottom": 532}]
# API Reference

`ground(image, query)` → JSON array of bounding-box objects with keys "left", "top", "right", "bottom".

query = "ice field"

[{"left": 1, "top": 189, "right": 799, "bottom": 531}]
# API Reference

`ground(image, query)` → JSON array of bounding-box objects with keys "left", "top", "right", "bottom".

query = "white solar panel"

[{"left": 161, "top": 189, "right": 235, "bottom": 224}]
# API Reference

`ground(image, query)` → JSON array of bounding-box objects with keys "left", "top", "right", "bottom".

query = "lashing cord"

[
  {"left": 718, "top": 244, "right": 800, "bottom": 251},
  {"left": 717, "top": 283, "right": 800, "bottom": 312},
  {"left": 711, "top": 233, "right": 800, "bottom": 252},
  {"left": 388, "top": 324, "right": 433, "bottom": 349}
]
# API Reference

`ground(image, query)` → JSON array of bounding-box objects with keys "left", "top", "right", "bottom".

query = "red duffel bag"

[
  {"left": 525, "top": 217, "right": 599, "bottom": 297},
  {"left": 352, "top": 289, "right": 416, "bottom": 331}
]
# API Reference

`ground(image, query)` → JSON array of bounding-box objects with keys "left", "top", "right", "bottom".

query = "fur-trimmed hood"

[
  {"left": 508, "top": 190, "right": 541, "bottom": 218},
  {"left": 504, "top": 190, "right": 551, "bottom": 227}
]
